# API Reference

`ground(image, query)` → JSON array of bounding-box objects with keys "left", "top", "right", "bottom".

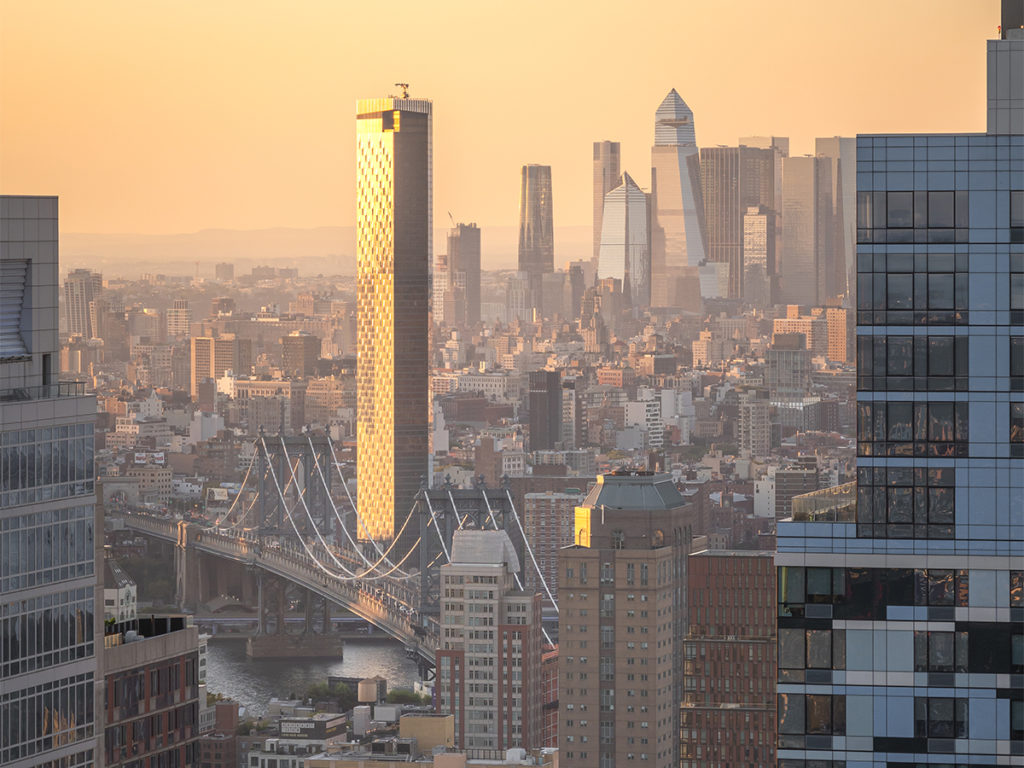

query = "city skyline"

[
  {"left": 0, "top": 2, "right": 997, "bottom": 237},
  {"left": 2, "top": 3, "right": 1022, "bottom": 767}
]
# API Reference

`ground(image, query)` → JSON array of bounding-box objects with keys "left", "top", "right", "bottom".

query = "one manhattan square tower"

[{"left": 355, "top": 95, "right": 431, "bottom": 550}]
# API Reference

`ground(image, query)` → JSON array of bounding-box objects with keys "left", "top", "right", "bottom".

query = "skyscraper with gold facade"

[{"left": 355, "top": 94, "right": 431, "bottom": 546}]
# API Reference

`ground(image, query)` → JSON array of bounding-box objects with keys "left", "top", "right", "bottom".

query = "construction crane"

[
  {"left": 448, "top": 211, "right": 456, "bottom": 228},
  {"left": 395, "top": 82, "right": 410, "bottom": 99}
]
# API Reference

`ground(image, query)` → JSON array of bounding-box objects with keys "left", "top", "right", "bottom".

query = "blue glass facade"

[{"left": 775, "top": 124, "right": 1024, "bottom": 768}]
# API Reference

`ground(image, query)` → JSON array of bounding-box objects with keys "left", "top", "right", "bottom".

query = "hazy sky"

[{"left": 0, "top": 1, "right": 997, "bottom": 235}]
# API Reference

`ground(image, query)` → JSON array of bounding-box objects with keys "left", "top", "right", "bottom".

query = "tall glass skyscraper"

[
  {"left": 775, "top": 7, "right": 1024, "bottom": 766},
  {"left": 651, "top": 89, "right": 706, "bottom": 308},
  {"left": 778, "top": 154, "right": 836, "bottom": 307},
  {"left": 596, "top": 172, "right": 651, "bottom": 308},
  {"left": 518, "top": 164, "right": 554, "bottom": 313},
  {"left": 447, "top": 222, "right": 481, "bottom": 327},
  {"left": 1, "top": 196, "right": 101, "bottom": 767},
  {"left": 355, "top": 96, "right": 431, "bottom": 547},
  {"left": 700, "top": 145, "right": 776, "bottom": 300}
]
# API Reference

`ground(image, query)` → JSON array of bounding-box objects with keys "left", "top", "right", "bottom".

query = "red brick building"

[
  {"left": 103, "top": 616, "right": 201, "bottom": 767},
  {"left": 198, "top": 700, "right": 240, "bottom": 768},
  {"left": 680, "top": 550, "right": 776, "bottom": 768},
  {"left": 541, "top": 646, "right": 559, "bottom": 747}
]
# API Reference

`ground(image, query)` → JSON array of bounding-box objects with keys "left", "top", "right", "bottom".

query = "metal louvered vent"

[{"left": 0, "top": 259, "right": 29, "bottom": 359}]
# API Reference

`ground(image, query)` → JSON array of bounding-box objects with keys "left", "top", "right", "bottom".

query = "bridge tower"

[{"left": 413, "top": 475, "right": 522, "bottom": 622}]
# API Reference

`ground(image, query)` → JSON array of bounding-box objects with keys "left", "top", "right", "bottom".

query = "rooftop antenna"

[
  {"left": 395, "top": 82, "right": 410, "bottom": 99},
  {"left": 448, "top": 211, "right": 456, "bottom": 228}
]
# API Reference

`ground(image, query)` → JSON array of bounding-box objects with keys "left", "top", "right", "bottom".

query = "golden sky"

[{"left": 0, "top": 0, "right": 996, "bottom": 235}]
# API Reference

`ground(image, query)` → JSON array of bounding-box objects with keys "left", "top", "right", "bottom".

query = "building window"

[
  {"left": 1012, "top": 404, "right": 1024, "bottom": 457},
  {"left": 857, "top": 251, "right": 969, "bottom": 326},
  {"left": 913, "top": 630, "right": 968, "bottom": 673},
  {"left": 858, "top": 190, "right": 968, "bottom": 244},
  {"left": 887, "top": 192, "right": 914, "bottom": 228},
  {"left": 1011, "top": 191, "right": 1024, "bottom": 241},
  {"left": 777, "top": 693, "right": 845, "bottom": 739},
  {"left": 1011, "top": 337, "right": 1024, "bottom": 391},
  {"left": 855, "top": 465, "right": 955, "bottom": 539},
  {"left": 1010, "top": 258, "right": 1024, "bottom": 340},
  {"left": 778, "top": 628, "right": 846, "bottom": 681},
  {"left": 857, "top": 402, "right": 968, "bottom": 459},
  {"left": 857, "top": 335, "right": 968, "bottom": 391},
  {"left": 778, "top": 566, "right": 967, "bottom": 619},
  {"left": 914, "top": 697, "right": 968, "bottom": 739}
]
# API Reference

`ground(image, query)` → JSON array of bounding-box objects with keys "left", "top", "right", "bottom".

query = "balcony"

[
  {"left": 0, "top": 380, "right": 87, "bottom": 402},
  {"left": 790, "top": 482, "right": 856, "bottom": 523}
]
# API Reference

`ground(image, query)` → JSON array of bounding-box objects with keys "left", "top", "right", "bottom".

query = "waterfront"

[{"left": 204, "top": 636, "right": 421, "bottom": 717}]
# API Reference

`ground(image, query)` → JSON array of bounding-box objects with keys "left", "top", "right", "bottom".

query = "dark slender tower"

[
  {"left": 593, "top": 141, "right": 621, "bottom": 261},
  {"left": 447, "top": 222, "right": 481, "bottom": 326},
  {"left": 518, "top": 164, "right": 554, "bottom": 313}
]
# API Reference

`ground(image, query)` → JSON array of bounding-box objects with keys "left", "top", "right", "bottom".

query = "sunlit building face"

[
  {"left": 355, "top": 97, "right": 431, "bottom": 545},
  {"left": 596, "top": 172, "right": 651, "bottom": 308}
]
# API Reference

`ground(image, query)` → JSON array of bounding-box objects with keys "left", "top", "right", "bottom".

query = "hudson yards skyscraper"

[
  {"left": 355, "top": 93, "right": 431, "bottom": 548},
  {"left": 775, "top": 4, "right": 1024, "bottom": 765},
  {"left": 650, "top": 89, "right": 706, "bottom": 308}
]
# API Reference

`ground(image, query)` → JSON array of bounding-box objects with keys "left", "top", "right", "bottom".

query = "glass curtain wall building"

[
  {"left": 596, "top": 172, "right": 651, "bottom": 309},
  {"left": 775, "top": 8, "right": 1024, "bottom": 766},
  {"left": 355, "top": 96, "right": 431, "bottom": 548},
  {"left": 650, "top": 89, "right": 706, "bottom": 308},
  {"left": 1, "top": 196, "right": 101, "bottom": 768},
  {"left": 518, "top": 164, "right": 554, "bottom": 315}
]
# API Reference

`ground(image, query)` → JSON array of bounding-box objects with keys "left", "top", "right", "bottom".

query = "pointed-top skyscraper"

[
  {"left": 596, "top": 172, "right": 651, "bottom": 308},
  {"left": 651, "top": 89, "right": 706, "bottom": 308}
]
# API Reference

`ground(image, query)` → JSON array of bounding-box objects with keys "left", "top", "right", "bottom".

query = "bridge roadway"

[{"left": 118, "top": 511, "right": 439, "bottom": 664}]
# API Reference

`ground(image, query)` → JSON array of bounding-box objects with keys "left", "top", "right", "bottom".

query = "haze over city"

[
  {"left": 1, "top": 2, "right": 1022, "bottom": 768},
  {"left": 0, "top": 1, "right": 996, "bottom": 266}
]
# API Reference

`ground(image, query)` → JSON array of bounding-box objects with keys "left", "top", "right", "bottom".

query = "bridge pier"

[
  {"left": 174, "top": 522, "right": 203, "bottom": 611},
  {"left": 255, "top": 572, "right": 264, "bottom": 635}
]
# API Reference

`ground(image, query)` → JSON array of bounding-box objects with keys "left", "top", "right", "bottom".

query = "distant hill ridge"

[{"left": 60, "top": 225, "right": 591, "bottom": 278}]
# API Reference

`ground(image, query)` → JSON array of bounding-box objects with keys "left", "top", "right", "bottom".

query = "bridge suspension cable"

[
  {"left": 282, "top": 436, "right": 418, "bottom": 579},
  {"left": 306, "top": 435, "right": 407, "bottom": 574},
  {"left": 505, "top": 488, "right": 559, "bottom": 614},
  {"left": 326, "top": 435, "right": 394, "bottom": 562},
  {"left": 211, "top": 449, "right": 257, "bottom": 527},
  {"left": 262, "top": 436, "right": 423, "bottom": 582},
  {"left": 422, "top": 492, "right": 451, "bottom": 562}
]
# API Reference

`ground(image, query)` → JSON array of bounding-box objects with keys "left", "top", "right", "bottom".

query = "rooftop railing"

[
  {"left": 0, "top": 380, "right": 87, "bottom": 402},
  {"left": 791, "top": 481, "right": 856, "bottom": 522}
]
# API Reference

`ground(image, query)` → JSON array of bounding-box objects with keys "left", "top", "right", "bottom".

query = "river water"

[{"left": 204, "top": 637, "right": 421, "bottom": 717}]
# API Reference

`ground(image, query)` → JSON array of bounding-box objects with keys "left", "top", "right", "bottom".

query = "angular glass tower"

[
  {"left": 596, "top": 172, "right": 651, "bottom": 308},
  {"left": 355, "top": 96, "right": 431, "bottom": 546},
  {"left": 651, "top": 89, "right": 706, "bottom": 307},
  {"left": 1, "top": 196, "right": 101, "bottom": 768},
  {"left": 775, "top": 8, "right": 1024, "bottom": 766}
]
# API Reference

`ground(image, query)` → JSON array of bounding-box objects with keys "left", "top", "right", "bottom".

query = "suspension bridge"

[{"left": 110, "top": 432, "right": 559, "bottom": 669}]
